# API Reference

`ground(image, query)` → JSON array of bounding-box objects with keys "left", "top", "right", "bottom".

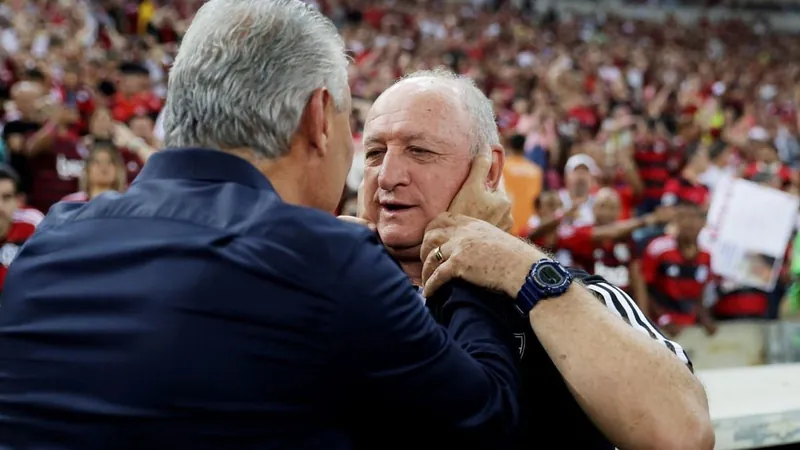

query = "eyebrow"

[{"left": 363, "top": 132, "right": 449, "bottom": 149}]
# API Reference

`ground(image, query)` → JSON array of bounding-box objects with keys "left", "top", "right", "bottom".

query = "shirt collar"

[{"left": 133, "top": 148, "right": 275, "bottom": 192}]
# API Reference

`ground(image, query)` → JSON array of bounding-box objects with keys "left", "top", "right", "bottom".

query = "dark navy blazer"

[{"left": 0, "top": 148, "right": 519, "bottom": 450}]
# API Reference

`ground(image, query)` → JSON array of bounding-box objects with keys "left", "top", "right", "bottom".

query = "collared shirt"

[{"left": 0, "top": 148, "right": 519, "bottom": 450}]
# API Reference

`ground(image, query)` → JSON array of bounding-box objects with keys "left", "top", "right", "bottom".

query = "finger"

[
  {"left": 421, "top": 240, "right": 453, "bottom": 285},
  {"left": 424, "top": 212, "right": 459, "bottom": 234},
  {"left": 420, "top": 227, "right": 451, "bottom": 262},
  {"left": 422, "top": 259, "right": 456, "bottom": 298},
  {"left": 448, "top": 153, "right": 493, "bottom": 215}
]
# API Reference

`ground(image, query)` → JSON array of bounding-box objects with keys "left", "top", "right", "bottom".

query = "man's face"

[
  {"left": 63, "top": 71, "right": 79, "bottom": 89},
  {"left": 11, "top": 82, "right": 44, "bottom": 119},
  {"left": 87, "top": 149, "right": 117, "bottom": 188},
  {"left": 0, "top": 180, "right": 18, "bottom": 234},
  {"left": 756, "top": 144, "right": 778, "bottom": 164},
  {"left": 675, "top": 205, "right": 705, "bottom": 241},
  {"left": 593, "top": 191, "right": 621, "bottom": 226},
  {"left": 129, "top": 116, "right": 154, "bottom": 140},
  {"left": 566, "top": 166, "right": 592, "bottom": 198},
  {"left": 362, "top": 81, "right": 474, "bottom": 254},
  {"left": 538, "top": 193, "right": 562, "bottom": 220}
]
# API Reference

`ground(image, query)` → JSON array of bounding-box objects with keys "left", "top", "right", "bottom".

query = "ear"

[
  {"left": 300, "top": 87, "right": 334, "bottom": 158},
  {"left": 485, "top": 144, "right": 505, "bottom": 190}
]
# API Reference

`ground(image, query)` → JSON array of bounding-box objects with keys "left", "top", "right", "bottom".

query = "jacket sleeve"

[{"left": 336, "top": 234, "right": 519, "bottom": 441}]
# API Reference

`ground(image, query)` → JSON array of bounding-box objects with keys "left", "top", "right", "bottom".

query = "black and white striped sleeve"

[{"left": 584, "top": 279, "right": 693, "bottom": 371}]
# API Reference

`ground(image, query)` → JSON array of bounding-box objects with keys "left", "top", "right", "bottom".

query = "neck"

[
  {"left": 388, "top": 246, "right": 423, "bottom": 287},
  {"left": 681, "top": 167, "right": 698, "bottom": 183},
  {"left": 677, "top": 237, "right": 697, "bottom": 254},
  {"left": 228, "top": 148, "right": 310, "bottom": 208},
  {"left": 88, "top": 185, "right": 111, "bottom": 199},
  {"left": 401, "top": 260, "right": 423, "bottom": 287}
]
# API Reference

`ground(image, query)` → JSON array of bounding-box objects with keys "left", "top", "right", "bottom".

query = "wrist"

[{"left": 506, "top": 248, "right": 549, "bottom": 299}]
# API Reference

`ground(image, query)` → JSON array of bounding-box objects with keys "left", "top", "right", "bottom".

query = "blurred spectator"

[
  {"left": 642, "top": 203, "right": 716, "bottom": 336},
  {"left": 553, "top": 188, "right": 670, "bottom": 300},
  {"left": 699, "top": 139, "right": 734, "bottom": 192},
  {"left": 110, "top": 62, "right": 161, "bottom": 123},
  {"left": 0, "top": 164, "right": 41, "bottom": 293},
  {"left": 61, "top": 142, "right": 126, "bottom": 203},
  {"left": 742, "top": 129, "right": 796, "bottom": 189},
  {"left": 662, "top": 142, "right": 711, "bottom": 208},
  {"left": 559, "top": 153, "right": 599, "bottom": 225},
  {"left": 503, "top": 133, "right": 542, "bottom": 236}
]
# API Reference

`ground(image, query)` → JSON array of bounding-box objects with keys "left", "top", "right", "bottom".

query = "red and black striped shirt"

[
  {"left": 642, "top": 235, "right": 712, "bottom": 326},
  {"left": 634, "top": 137, "right": 672, "bottom": 202},
  {"left": 661, "top": 176, "right": 710, "bottom": 207}
]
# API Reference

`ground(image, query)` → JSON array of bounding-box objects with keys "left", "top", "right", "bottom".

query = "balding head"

[{"left": 386, "top": 68, "right": 500, "bottom": 156}]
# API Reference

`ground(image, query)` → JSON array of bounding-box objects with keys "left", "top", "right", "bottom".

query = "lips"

[{"left": 381, "top": 203, "right": 413, "bottom": 212}]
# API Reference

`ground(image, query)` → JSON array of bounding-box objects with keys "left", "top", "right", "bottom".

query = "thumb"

[{"left": 448, "top": 152, "right": 492, "bottom": 214}]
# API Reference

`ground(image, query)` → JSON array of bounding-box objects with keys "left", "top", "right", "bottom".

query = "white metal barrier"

[{"left": 699, "top": 364, "right": 800, "bottom": 449}]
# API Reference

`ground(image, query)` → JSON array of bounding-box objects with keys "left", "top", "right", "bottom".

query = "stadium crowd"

[{"left": 1, "top": 0, "right": 799, "bottom": 333}]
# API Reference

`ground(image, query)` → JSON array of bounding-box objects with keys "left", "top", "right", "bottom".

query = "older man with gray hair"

[
  {"left": 0, "top": 2, "right": 541, "bottom": 449},
  {"left": 355, "top": 67, "right": 715, "bottom": 450}
]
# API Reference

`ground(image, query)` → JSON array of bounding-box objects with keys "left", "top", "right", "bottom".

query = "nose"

[{"left": 377, "top": 148, "right": 411, "bottom": 193}]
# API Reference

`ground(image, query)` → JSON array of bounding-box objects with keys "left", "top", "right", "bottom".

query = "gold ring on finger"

[{"left": 434, "top": 246, "right": 444, "bottom": 262}]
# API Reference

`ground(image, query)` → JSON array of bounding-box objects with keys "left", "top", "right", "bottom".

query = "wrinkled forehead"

[{"left": 364, "top": 81, "right": 472, "bottom": 153}]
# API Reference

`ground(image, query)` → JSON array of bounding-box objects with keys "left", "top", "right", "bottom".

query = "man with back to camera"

[
  {"left": 347, "top": 68, "right": 714, "bottom": 450},
  {"left": 0, "top": 1, "right": 535, "bottom": 448}
]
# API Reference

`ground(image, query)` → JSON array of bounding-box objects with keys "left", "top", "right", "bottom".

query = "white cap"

[
  {"left": 564, "top": 153, "right": 600, "bottom": 176},
  {"left": 748, "top": 126, "right": 770, "bottom": 142}
]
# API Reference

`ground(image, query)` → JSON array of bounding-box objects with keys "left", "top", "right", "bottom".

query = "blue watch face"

[{"left": 533, "top": 262, "right": 566, "bottom": 287}]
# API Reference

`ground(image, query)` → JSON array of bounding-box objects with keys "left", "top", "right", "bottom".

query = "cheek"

[
  {"left": 361, "top": 171, "right": 380, "bottom": 220},
  {"left": 416, "top": 168, "right": 465, "bottom": 218}
]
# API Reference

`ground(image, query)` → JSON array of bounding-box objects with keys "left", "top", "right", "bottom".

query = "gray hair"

[
  {"left": 162, "top": 0, "right": 349, "bottom": 159},
  {"left": 397, "top": 67, "right": 500, "bottom": 156}
]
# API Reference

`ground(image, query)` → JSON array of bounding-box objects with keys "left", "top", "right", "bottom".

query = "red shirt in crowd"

[
  {"left": 110, "top": 92, "right": 162, "bottom": 123},
  {"left": 0, "top": 208, "right": 42, "bottom": 292},
  {"left": 642, "top": 235, "right": 712, "bottom": 326},
  {"left": 661, "top": 176, "right": 710, "bottom": 207},
  {"left": 120, "top": 147, "right": 144, "bottom": 183},
  {"left": 742, "top": 162, "right": 794, "bottom": 188},
  {"left": 633, "top": 137, "right": 673, "bottom": 202},
  {"left": 27, "top": 136, "right": 86, "bottom": 213},
  {"left": 558, "top": 224, "right": 638, "bottom": 293},
  {"left": 714, "top": 281, "right": 768, "bottom": 319}
]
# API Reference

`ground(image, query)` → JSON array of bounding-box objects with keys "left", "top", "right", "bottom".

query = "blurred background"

[{"left": 2, "top": 0, "right": 800, "bottom": 446}]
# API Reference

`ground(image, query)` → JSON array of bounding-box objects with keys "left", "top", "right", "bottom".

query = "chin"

[{"left": 378, "top": 229, "right": 423, "bottom": 253}]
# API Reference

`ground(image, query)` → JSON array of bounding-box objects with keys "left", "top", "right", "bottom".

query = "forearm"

[
  {"left": 526, "top": 216, "right": 563, "bottom": 240},
  {"left": 25, "top": 121, "right": 58, "bottom": 156},
  {"left": 527, "top": 284, "right": 713, "bottom": 449},
  {"left": 591, "top": 216, "right": 646, "bottom": 241}
]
